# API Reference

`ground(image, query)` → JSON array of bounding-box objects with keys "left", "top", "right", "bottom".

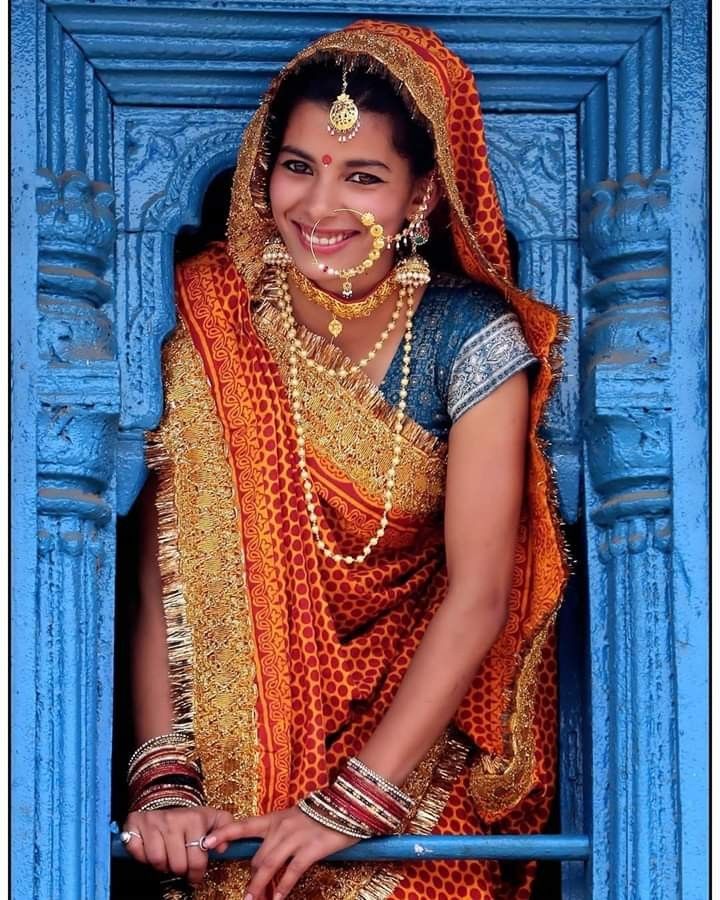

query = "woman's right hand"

[{"left": 122, "top": 806, "right": 236, "bottom": 887}]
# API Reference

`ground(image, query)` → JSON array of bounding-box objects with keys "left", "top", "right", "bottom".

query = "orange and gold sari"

[{"left": 148, "top": 20, "right": 569, "bottom": 900}]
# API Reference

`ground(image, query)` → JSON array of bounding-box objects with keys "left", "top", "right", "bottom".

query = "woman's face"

[{"left": 269, "top": 99, "right": 426, "bottom": 296}]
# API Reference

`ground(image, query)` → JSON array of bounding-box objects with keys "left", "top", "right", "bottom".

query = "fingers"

[
  {"left": 206, "top": 810, "right": 236, "bottom": 854},
  {"left": 183, "top": 836, "right": 211, "bottom": 887},
  {"left": 170, "top": 810, "right": 214, "bottom": 884},
  {"left": 245, "top": 817, "right": 314, "bottom": 900},
  {"left": 164, "top": 824, "right": 190, "bottom": 879},
  {"left": 204, "top": 813, "right": 271, "bottom": 850},
  {"left": 120, "top": 817, "right": 148, "bottom": 865},
  {"left": 123, "top": 808, "right": 219, "bottom": 884},
  {"left": 246, "top": 840, "right": 301, "bottom": 900},
  {"left": 272, "top": 850, "right": 317, "bottom": 900},
  {"left": 142, "top": 823, "right": 170, "bottom": 873}
]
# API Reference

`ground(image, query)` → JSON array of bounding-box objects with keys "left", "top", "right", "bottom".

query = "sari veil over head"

[{"left": 150, "top": 19, "right": 569, "bottom": 899}]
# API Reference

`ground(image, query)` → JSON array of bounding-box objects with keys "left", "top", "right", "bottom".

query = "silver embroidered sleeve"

[{"left": 447, "top": 313, "right": 537, "bottom": 421}]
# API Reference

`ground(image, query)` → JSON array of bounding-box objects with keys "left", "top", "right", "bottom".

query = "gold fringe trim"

[
  {"left": 144, "top": 438, "right": 196, "bottom": 740},
  {"left": 355, "top": 870, "right": 403, "bottom": 900},
  {"left": 469, "top": 616, "right": 555, "bottom": 820},
  {"left": 148, "top": 319, "right": 263, "bottom": 899},
  {"left": 407, "top": 735, "right": 471, "bottom": 837}
]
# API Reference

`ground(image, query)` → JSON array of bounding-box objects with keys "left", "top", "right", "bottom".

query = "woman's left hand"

[{"left": 203, "top": 805, "right": 359, "bottom": 899}]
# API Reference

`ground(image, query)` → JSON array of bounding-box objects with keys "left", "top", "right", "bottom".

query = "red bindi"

[{"left": 321, "top": 154, "right": 332, "bottom": 166}]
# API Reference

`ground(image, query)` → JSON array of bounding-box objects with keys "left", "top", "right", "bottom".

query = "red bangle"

[
  {"left": 339, "top": 767, "right": 408, "bottom": 821},
  {"left": 128, "top": 748, "right": 201, "bottom": 783},
  {"left": 324, "top": 784, "right": 394, "bottom": 835},
  {"left": 129, "top": 761, "right": 202, "bottom": 799},
  {"left": 129, "top": 782, "right": 204, "bottom": 813}
]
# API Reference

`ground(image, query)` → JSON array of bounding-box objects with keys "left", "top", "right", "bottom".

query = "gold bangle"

[{"left": 298, "top": 797, "right": 370, "bottom": 839}]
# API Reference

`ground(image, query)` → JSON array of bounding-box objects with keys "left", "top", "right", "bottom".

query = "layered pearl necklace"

[{"left": 276, "top": 270, "right": 417, "bottom": 565}]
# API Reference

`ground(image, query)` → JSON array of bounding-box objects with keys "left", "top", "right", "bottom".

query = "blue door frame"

[{"left": 11, "top": 2, "right": 707, "bottom": 898}]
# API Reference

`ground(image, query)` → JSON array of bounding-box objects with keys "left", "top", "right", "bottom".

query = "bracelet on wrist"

[
  {"left": 298, "top": 756, "right": 414, "bottom": 840},
  {"left": 127, "top": 733, "right": 205, "bottom": 814}
]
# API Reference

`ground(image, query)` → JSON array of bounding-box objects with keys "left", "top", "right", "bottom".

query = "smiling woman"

[{"left": 121, "top": 20, "right": 569, "bottom": 900}]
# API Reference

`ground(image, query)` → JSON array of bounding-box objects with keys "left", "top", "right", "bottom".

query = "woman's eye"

[
  {"left": 348, "top": 172, "right": 383, "bottom": 185},
  {"left": 282, "top": 160, "right": 312, "bottom": 174}
]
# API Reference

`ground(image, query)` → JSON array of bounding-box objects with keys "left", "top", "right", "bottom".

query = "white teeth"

[{"left": 300, "top": 229, "right": 352, "bottom": 247}]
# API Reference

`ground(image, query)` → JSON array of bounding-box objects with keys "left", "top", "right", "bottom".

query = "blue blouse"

[{"left": 379, "top": 277, "right": 537, "bottom": 442}]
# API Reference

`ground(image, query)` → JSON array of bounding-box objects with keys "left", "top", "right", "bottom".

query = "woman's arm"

[
  {"left": 356, "top": 367, "right": 529, "bottom": 782},
  {"left": 206, "top": 370, "right": 530, "bottom": 900},
  {"left": 124, "top": 475, "right": 235, "bottom": 886}
]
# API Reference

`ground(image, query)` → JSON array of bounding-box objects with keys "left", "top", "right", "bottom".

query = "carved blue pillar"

[
  {"left": 581, "top": 170, "right": 680, "bottom": 899},
  {"left": 12, "top": 3, "right": 120, "bottom": 897},
  {"left": 34, "top": 170, "right": 118, "bottom": 895}
]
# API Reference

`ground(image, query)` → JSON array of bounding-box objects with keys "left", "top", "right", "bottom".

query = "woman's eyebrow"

[
  {"left": 344, "top": 158, "right": 391, "bottom": 171},
  {"left": 279, "top": 145, "right": 315, "bottom": 162}
]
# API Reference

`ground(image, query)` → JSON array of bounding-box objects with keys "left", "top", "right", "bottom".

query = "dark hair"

[{"left": 265, "top": 57, "right": 435, "bottom": 178}]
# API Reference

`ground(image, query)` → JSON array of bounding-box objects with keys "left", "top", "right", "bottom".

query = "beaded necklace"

[
  {"left": 290, "top": 286, "right": 405, "bottom": 380},
  {"left": 277, "top": 269, "right": 417, "bottom": 565}
]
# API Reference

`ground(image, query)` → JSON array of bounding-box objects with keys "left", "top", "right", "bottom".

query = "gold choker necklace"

[
  {"left": 285, "top": 285, "right": 406, "bottom": 380},
  {"left": 289, "top": 265, "right": 397, "bottom": 337}
]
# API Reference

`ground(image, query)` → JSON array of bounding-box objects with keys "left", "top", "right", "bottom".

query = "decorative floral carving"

[{"left": 485, "top": 118, "right": 573, "bottom": 238}]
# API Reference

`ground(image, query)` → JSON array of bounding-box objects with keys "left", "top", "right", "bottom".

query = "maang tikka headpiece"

[{"left": 327, "top": 66, "right": 360, "bottom": 142}]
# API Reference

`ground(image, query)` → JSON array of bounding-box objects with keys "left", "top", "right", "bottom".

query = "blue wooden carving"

[
  {"left": 11, "top": 2, "right": 707, "bottom": 899},
  {"left": 581, "top": 170, "right": 678, "bottom": 898},
  {"left": 485, "top": 114, "right": 580, "bottom": 524},
  {"left": 13, "top": 6, "right": 118, "bottom": 899}
]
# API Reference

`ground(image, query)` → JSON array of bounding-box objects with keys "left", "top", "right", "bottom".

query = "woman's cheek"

[
  {"left": 268, "top": 172, "right": 287, "bottom": 212},
  {"left": 268, "top": 169, "right": 303, "bottom": 211}
]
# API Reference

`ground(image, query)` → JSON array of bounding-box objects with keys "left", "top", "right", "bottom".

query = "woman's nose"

[{"left": 303, "top": 176, "right": 337, "bottom": 224}]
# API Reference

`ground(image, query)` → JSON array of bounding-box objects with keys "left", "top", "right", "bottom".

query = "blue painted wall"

[{"left": 11, "top": 2, "right": 707, "bottom": 898}]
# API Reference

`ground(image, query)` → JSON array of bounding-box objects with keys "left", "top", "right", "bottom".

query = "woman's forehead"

[{"left": 281, "top": 100, "right": 403, "bottom": 164}]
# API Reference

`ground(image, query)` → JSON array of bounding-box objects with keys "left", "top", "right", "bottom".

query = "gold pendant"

[
  {"left": 327, "top": 93, "right": 360, "bottom": 141},
  {"left": 328, "top": 317, "right": 343, "bottom": 338}
]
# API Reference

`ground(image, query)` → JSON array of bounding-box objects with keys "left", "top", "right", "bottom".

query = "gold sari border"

[
  {"left": 469, "top": 615, "right": 555, "bottom": 819},
  {"left": 148, "top": 320, "right": 262, "bottom": 836}
]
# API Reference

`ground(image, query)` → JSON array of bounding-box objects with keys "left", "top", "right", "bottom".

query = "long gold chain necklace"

[
  {"left": 289, "top": 264, "right": 397, "bottom": 338},
  {"left": 277, "top": 269, "right": 416, "bottom": 565}
]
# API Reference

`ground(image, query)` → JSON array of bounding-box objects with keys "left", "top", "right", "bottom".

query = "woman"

[{"left": 122, "top": 19, "right": 569, "bottom": 900}]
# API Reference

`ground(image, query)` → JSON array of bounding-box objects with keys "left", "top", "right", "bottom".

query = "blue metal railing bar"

[{"left": 111, "top": 833, "right": 590, "bottom": 862}]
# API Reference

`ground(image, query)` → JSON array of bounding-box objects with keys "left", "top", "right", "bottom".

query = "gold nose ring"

[{"left": 309, "top": 208, "right": 386, "bottom": 298}]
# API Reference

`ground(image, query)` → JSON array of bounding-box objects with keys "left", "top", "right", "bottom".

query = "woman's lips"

[{"left": 293, "top": 222, "right": 360, "bottom": 255}]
